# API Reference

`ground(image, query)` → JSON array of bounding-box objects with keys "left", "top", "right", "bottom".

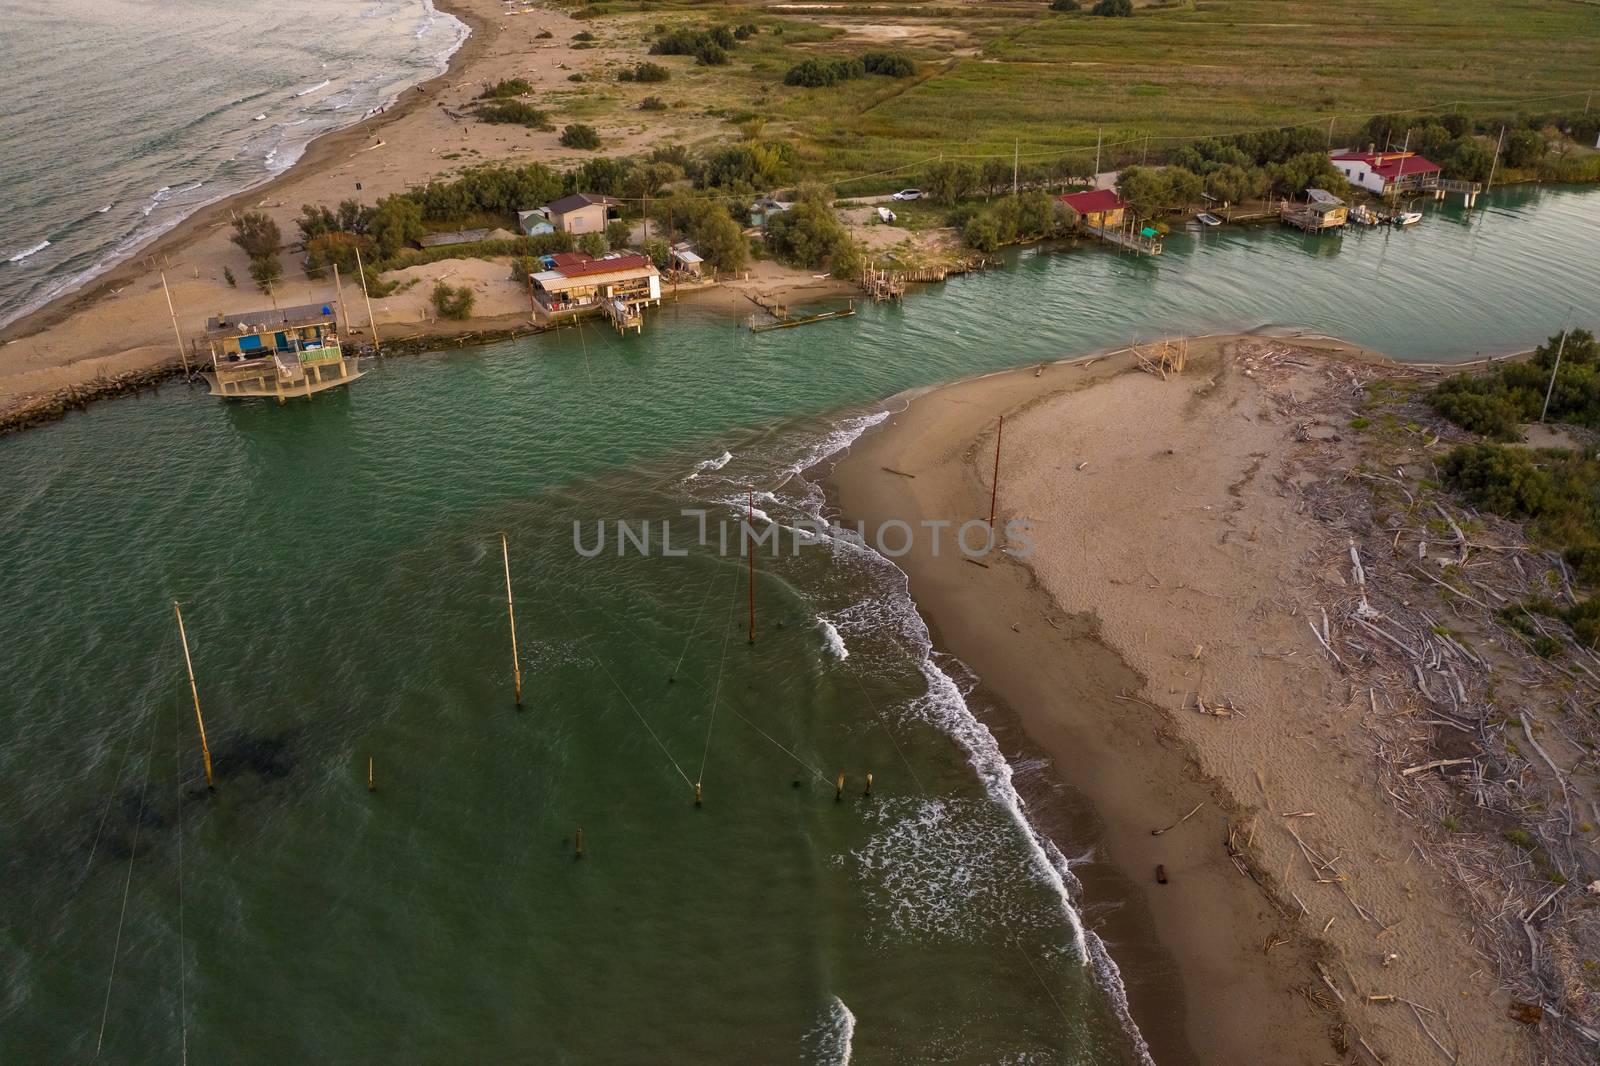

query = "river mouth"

[{"left": 0, "top": 185, "right": 1595, "bottom": 1061}]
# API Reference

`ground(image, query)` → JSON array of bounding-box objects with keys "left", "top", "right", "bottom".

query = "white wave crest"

[
  {"left": 819, "top": 618, "right": 849, "bottom": 661},
  {"left": 8, "top": 241, "right": 50, "bottom": 264},
  {"left": 801, "top": 995, "right": 856, "bottom": 1065}
]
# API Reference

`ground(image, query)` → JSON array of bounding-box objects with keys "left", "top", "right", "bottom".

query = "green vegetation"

[
  {"left": 1049, "top": 0, "right": 1081, "bottom": 10},
  {"left": 478, "top": 78, "right": 534, "bottom": 100},
  {"left": 641, "top": 236, "right": 671, "bottom": 270},
  {"left": 672, "top": 199, "right": 747, "bottom": 272},
  {"left": 229, "top": 212, "right": 282, "bottom": 294},
  {"left": 476, "top": 101, "right": 552, "bottom": 129},
  {"left": 247, "top": 256, "right": 281, "bottom": 294},
  {"left": 1431, "top": 330, "right": 1600, "bottom": 440},
  {"left": 605, "top": 219, "right": 633, "bottom": 250},
  {"left": 430, "top": 280, "right": 476, "bottom": 320},
  {"left": 639, "top": 96, "right": 668, "bottom": 111},
  {"left": 1091, "top": 0, "right": 1132, "bottom": 15},
  {"left": 1440, "top": 444, "right": 1600, "bottom": 646},
  {"left": 764, "top": 191, "right": 860, "bottom": 273},
  {"left": 560, "top": 123, "right": 603, "bottom": 150},
  {"left": 650, "top": 25, "right": 740, "bottom": 65},
  {"left": 222, "top": 266, "right": 236, "bottom": 288},
  {"left": 619, "top": 61, "right": 671, "bottom": 83},
  {"left": 961, "top": 191, "right": 1071, "bottom": 252},
  {"left": 785, "top": 52, "right": 913, "bottom": 87}
]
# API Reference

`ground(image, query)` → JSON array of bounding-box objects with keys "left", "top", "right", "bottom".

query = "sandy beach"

[
  {"left": 0, "top": 0, "right": 848, "bottom": 429},
  {"left": 829, "top": 335, "right": 1556, "bottom": 1064}
]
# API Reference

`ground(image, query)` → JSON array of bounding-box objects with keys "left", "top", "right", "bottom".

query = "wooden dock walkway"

[{"left": 1085, "top": 223, "right": 1163, "bottom": 256}]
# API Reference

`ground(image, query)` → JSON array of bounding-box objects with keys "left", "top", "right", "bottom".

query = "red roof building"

[
  {"left": 1058, "top": 188, "right": 1127, "bottom": 215},
  {"left": 1329, "top": 151, "right": 1442, "bottom": 195}
]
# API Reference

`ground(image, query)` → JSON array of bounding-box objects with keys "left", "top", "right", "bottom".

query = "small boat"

[
  {"left": 1195, "top": 213, "right": 1221, "bottom": 227},
  {"left": 1393, "top": 211, "right": 1423, "bottom": 227},
  {"left": 1348, "top": 204, "right": 1379, "bottom": 226}
]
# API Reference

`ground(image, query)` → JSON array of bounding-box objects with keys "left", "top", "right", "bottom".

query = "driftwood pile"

[{"left": 1238, "top": 339, "right": 1600, "bottom": 1065}]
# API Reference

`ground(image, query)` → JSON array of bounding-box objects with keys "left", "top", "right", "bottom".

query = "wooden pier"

[
  {"left": 1085, "top": 222, "right": 1163, "bottom": 256},
  {"left": 749, "top": 306, "right": 856, "bottom": 333},
  {"left": 861, "top": 263, "right": 906, "bottom": 302}
]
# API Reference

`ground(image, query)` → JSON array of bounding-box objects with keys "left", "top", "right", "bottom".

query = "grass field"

[{"left": 551, "top": 0, "right": 1600, "bottom": 190}]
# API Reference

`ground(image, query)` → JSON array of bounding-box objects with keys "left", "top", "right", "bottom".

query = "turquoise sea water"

[
  {"left": 1, "top": 185, "right": 1597, "bottom": 1063},
  {"left": 0, "top": 0, "right": 465, "bottom": 328}
]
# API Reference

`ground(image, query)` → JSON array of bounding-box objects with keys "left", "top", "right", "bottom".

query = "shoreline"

[
  {"left": 825, "top": 335, "right": 1525, "bottom": 1063},
  {"left": 0, "top": 0, "right": 487, "bottom": 347}
]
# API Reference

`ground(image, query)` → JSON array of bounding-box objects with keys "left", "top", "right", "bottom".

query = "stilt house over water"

[{"left": 199, "top": 301, "right": 363, "bottom": 402}]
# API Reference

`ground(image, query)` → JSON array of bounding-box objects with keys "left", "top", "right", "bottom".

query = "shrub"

[
  {"left": 430, "top": 280, "right": 475, "bottom": 320},
  {"left": 862, "top": 52, "right": 915, "bottom": 78},
  {"left": 639, "top": 96, "right": 668, "bottom": 111},
  {"left": 1430, "top": 329, "right": 1600, "bottom": 438},
  {"left": 368, "top": 195, "right": 426, "bottom": 258},
  {"left": 674, "top": 198, "right": 747, "bottom": 272},
  {"left": 734, "top": 22, "right": 759, "bottom": 38},
  {"left": 229, "top": 212, "right": 280, "bottom": 260},
  {"left": 641, "top": 236, "right": 671, "bottom": 270},
  {"left": 764, "top": 196, "right": 860, "bottom": 275},
  {"left": 1091, "top": 0, "right": 1132, "bottom": 14},
  {"left": 476, "top": 101, "right": 552, "bottom": 129},
  {"left": 924, "top": 160, "right": 979, "bottom": 204},
  {"left": 560, "top": 124, "right": 602, "bottom": 150},
  {"left": 222, "top": 266, "right": 236, "bottom": 288},
  {"left": 572, "top": 30, "right": 596, "bottom": 41},
  {"left": 1441, "top": 443, "right": 1600, "bottom": 550},
  {"left": 651, "top": 27, "right": 736, "bottom": 65},
  {"left": 248, "top": 255, "right": 282, "bottom": 293},
  {"left": 535, "top": 29, "right": 553, "bottom": 39},
  {"left": 568, "top": 73, "right": 586, "bottom": 83},
  {"left": 1049, "top": 0, "right": 1081, "bottom": 9},
  {"left": 479, "top": 78, "right": 534, "bottom": 99},
  {"left": 621, "top": 61, "right": 671, "bottom": 83},
  {"left": 605, "top": 219, "right": 633, "bottom": 250},
  {"left": 578, "top": 232, "right": 608, "bottom": 258},
  {"left": 784, "top": 57, "right": 865, "bottom": 87},
  {"left": 963, "top": 213, "right": 1000, "bottom": 253}
]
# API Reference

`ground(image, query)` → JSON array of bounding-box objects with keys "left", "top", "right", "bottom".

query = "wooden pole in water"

[
  {"left": 747, "top": 490, "right": 756, "bottom": 645},
  {"left": 987, "top": 415, "right": 1004, "bottom": 526},
  {"left": 353, "top": 246, "right": 381, "bottom": 352},
  {"left": 835, "top": 772, "right": 844, "bottom": 802},
  {"left": 864, "top": 772, "right": 873, "bottom": 797},
  {"left": 501, "top": 532, "right": 523, "bottom": 707},
  {"left": 159, "top": 272, "right": 191, "bottom": 376},
  {"left": 575, "top": 826, "right": 585, "bottom": 859},
  {"left": 173, "top": 602, "right": 214, "bottom": 789},
  {"left": 367, "top": 756, "right": 375, "bottom": 792}
]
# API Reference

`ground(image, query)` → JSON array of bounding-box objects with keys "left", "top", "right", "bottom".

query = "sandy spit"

[{"left": 828, "top": 334, "right": 1524, "bottom": 1065}]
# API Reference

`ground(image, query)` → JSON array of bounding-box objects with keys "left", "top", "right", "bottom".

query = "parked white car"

[{"left": 890, "top": 188, "right": 922, "bottom": 201}]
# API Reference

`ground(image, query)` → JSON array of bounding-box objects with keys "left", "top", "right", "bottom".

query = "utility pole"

[
  {"left": 1012, "top": 139, "right": 1019, "bottom": 197},
  {"left": 332, "top": 263, "right": 351, "bottom": 336},
  {"left": 1327, "top": 116, "right": 1336, "bottom": 150},
  {"left": 1094, "top": 129, "right": 1103, "bottom": 185}
]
